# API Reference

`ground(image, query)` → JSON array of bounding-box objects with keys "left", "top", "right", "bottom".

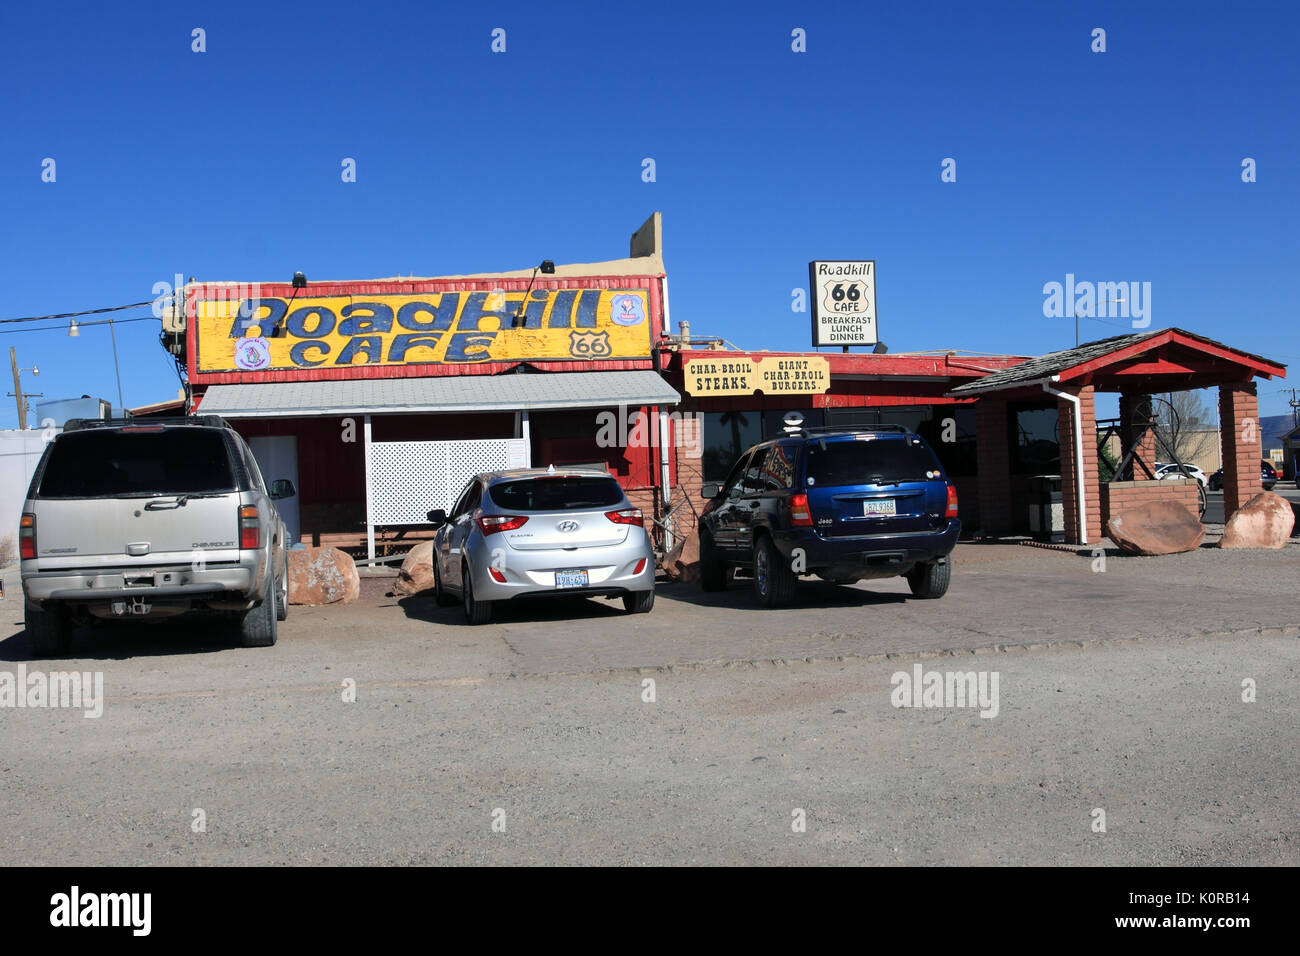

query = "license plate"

[
  {"left": 555, "top": 569, "right": 589, "bottom": 589},
  {"left": 863, "top": 499, "right": 896, "bottom": 516}
]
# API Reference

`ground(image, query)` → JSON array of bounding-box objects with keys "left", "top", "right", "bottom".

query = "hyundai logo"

[{"left": 557, "top": 520, "right": 580, "bottom": 533}]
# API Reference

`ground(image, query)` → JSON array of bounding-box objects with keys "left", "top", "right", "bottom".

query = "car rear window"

[
  {"left": 805, "top": 436, "right": 943, "bottom": 486},
  {"left": 488, "top": 476, "right": 625, "bottom": 512},
  {"left": 37, "top": 429, "right": 237, "bottom": 498}
]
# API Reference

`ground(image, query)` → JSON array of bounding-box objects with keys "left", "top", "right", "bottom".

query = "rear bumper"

[
  {"left": 772, "top": 520, "right": 961, "bottom": 570},
  {"left": 22, "top": 563, "right": 259, "bottom": 608},
  {"left": 465, "top": 536, "right": 655, "bottom": 602}
]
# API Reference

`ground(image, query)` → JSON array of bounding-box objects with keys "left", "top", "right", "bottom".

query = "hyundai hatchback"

[{"left": 427, "top": 468, "right": 655, "bottom": 624}]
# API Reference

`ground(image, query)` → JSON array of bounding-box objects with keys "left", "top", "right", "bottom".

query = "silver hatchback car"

[{"left": 427, "top": 468, "right": 655, "bottom": 624}]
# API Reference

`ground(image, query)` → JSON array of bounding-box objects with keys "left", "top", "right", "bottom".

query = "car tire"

[
  {"left": 698, "top": 530, "right": 727, "bottom": 592},
  {"left": 462, "top": 562, "right": 493, "bottom": 625},
  {"left": 238, "top": 565, "right": 278, "bottom": 647},
  {"left": 432, "top": 557, "right": 457, "bottom": 606},
  {"left": 25, "top": 604, "right": 71, "bottom": 657},
  {"left": 275, "top": 553, "right": 289, "bottom": 622},
  {"left": 622, "top": 589, "right": 655, "bottom": 614},
  {"left": 906, "top": 559, "right": 951, "bottom": 599},
  {"left": 753, "top": 535, "right": 797, "bottom": 608}
]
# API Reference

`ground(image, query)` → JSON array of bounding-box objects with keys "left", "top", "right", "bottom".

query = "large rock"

[
  {"left": 392, "top": 540, "right": 436, "bottom": 597},
  {"left": 288, "top": 547, "right": 360, "bottom": 605},
  {"left": 666, "top": 529, "right": 699, "bottom": 583},
  {"left": 1219, "top": 492, "right": 1296, "bottom": 549},
  {"left": 1108, "top": 500, "right": 1204, "bottom": 555}
]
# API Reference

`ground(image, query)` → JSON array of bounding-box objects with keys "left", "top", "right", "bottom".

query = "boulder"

[
  {"left": 1107, "top": 500, "right": 1204, "bottom": 555},
  {"left": 288, "top": 547, "right": 360, "bottom": 605},
  {"left": 1219, "top": 492, "right": 1296, "bottom": 549},
  {"left": 392, "top": 540, "right": 436, "bottom": 597},
  {"left": 667, "top": 529, "right": 700, "bottom": 583}
]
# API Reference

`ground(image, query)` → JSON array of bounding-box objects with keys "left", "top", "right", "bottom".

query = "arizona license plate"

[
  {"left": 863, "top": 499, "right": 897, "bottom": 516},
  {"left": 555, "top": 569, "right": 589, "bottom": 589}
]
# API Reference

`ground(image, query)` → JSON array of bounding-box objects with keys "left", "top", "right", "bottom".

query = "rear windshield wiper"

[{"left": 143, "top": 492, "right": 230, "bottom": 509}]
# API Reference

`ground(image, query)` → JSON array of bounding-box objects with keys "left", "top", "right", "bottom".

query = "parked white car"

[{"left": 1153, "top": 462, "right": 1208, "bottom": 489}]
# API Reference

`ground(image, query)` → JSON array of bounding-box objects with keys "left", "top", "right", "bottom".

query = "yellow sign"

[
  {"left": 684, "top": 356, "right": 830, "bottom": 396},
  {"left": 194, "top": 289, "right": 652, "bottom": 371}
]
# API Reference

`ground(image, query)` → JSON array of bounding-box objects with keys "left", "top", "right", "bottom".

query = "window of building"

[
  {"left": 701, "top": 410, "right": 762, "bottom": 482},
  {"left": 1009, "top": 405, "right": 1060, "bottom": 475}
]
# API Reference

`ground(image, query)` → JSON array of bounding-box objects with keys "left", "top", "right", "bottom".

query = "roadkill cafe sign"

[
  {"left": 684, "top": 355, "right": 830, "bottom": 396},
  {"left": 809, "top": 260, "right": 877, "bottom": 347}
]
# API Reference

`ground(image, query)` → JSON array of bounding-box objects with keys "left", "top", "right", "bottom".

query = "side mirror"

[
  {"left": 700, "top": 483, "right": 721, "bottom": 500},
  {"left": 427, "top": 509, "right": 447, "bottom": 527},
  {"left": 270, "top": 479, "right": 296, "bottom": 499}
]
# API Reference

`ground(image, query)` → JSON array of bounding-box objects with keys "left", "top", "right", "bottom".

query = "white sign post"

[{"left": 809, "top": 260, "right": 877, "bottom": 348}]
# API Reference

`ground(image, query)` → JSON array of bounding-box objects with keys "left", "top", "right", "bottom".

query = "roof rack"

[
  {"left": 62, "top": 415, "right": 230, "bottom": 432},
  {"left": 788, "top": 424, "right": 913, "bottom": 436}
]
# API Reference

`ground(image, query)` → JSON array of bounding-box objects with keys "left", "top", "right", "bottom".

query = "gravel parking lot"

[{"left": 1, "top": 541, "right": 1296, "bottom": 866}]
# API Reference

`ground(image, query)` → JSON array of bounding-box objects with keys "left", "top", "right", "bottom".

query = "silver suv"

[{"left": 19, "top": 416, "right": 295, "bottom": 654}]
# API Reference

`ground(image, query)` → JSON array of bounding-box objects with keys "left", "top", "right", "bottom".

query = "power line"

[
  {"left": 0, "top": 300, "right": 158, "bottom": 325},
  {"left": 0, "top": 315, "right": 157, "bottom": 335}
]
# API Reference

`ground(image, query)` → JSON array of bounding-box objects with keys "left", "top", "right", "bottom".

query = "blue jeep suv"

[{"left": 697, "top": 425, "right": 960, "bottom": 607}]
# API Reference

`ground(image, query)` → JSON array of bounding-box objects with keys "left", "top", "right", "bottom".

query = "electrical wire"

[
  {"left": 0, "top": 315, "right": 157, "bottom": 335},
  {"left": 0, "top": 300, "right": 156, "bottom": 325}
]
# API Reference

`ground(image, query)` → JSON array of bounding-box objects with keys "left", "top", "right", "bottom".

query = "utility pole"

[{"left": 9, "top": 347, "right": 25, "bottom": 430}]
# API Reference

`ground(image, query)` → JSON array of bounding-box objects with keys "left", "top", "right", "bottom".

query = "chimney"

[{"left": 679, "top": 319, "right": 690, "bottom": 344}]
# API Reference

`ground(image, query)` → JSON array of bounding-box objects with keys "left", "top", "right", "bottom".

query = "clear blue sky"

[{"left": 1, "top": 0, "right": 1296, "bottom": 427}]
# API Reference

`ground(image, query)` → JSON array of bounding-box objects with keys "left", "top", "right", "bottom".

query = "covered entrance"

[{"left": 951, "top": 329, "right": 1287, "bottom": 545}]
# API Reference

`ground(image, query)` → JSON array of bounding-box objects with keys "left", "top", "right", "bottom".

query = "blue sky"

[{"left": 1, "top": 0, "right": 1297, "bottom": 427}]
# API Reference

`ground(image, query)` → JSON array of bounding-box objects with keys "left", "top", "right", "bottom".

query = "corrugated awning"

[{"left": 195, "top": 370, "right": 681, "bottom": 418}]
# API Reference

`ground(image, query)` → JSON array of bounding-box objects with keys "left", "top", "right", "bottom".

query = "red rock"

[
  {"left": 1107, "top": 500, "right": 1204, "bottom": 555},
  {"left": 392, "top": 540, "right": 436, "bottom": 597},
  {"left": 288, "top": 547, "right": 360, "bottom": 605},
  {"left": 1219, "top": 492, "right": 1296, "bottom": 549}
]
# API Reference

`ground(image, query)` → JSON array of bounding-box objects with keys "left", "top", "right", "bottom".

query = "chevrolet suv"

[
  {"left": 19, "top": 416, "right": 295, "bottom": 655},
  {"left": 697, "top": 425, "right": 960, "bottom": 607}
]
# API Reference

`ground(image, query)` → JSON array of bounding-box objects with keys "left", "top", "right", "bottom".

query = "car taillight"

[
  {"left": 605, "top": 508, "right": 644, "bottom": 527},
  {"left": 477, "top": 515, "right": 528, "bottom": 535},
  {"left": 19, "top": 513, "right": 36, "bottom": 559},
  {"left": 488, "top": 567, "right": 507, "bottom": 583},
  {"left": 790, "top": 493, "right": 813, "bottom": 527},
  {"left": 946, "top": 484, "right": 959, "bottom": 518},
  {"left": 239, "top": 505, "right": 261, "bottom": 549},
  {"left": 633, "top": 558, "right": 647, "bottom": 575}
]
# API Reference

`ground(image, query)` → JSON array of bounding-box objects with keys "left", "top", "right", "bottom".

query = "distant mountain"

[{"left": 1261, "top": 414, "right": 1297, "bottom": 445}]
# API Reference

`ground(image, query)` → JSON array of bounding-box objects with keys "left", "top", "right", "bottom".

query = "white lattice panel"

[{"left": 368, "top": 439, "right": 527, "bottom": 525}]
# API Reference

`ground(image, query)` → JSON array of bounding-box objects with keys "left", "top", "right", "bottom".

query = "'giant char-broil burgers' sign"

[
  {"left": 193, "top": 288, "right": 652, "bottom": 372},
  {"left": 808, "top": 260, "right": 877, "bottom": 347}
]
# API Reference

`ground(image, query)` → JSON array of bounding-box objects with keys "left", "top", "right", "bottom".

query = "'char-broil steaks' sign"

[
  {"left": 193, "top": 288, "right": 652, "bottom": 372},
  {"left": 809, "top": 260, "right": 877, "bottom": 347}
]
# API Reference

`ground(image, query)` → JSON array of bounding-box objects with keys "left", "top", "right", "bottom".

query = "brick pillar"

[
  {"left": 1057, "top": 385, "right": 1102, "bottom": 544},
  {"left": 1118, "top": 392, "right": 1157, "bottom": 479},
  {"left": 1219, "top": 381, "right": 1260, "bottom": 523},
  {"left": 975, "top": 397, "right": 1012, "bottom": 535}
]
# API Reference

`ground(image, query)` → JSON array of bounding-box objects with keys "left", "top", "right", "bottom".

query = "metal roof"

[{"left": 196, "top": 370, "right": 681, "bottom": 418}]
